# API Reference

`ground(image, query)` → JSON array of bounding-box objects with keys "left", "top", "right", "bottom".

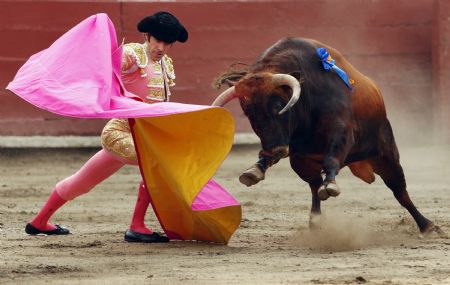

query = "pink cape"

[
  {"left": 7, "top": 13, "right": 209, "bottom": 118},
  {"left": 6, "top": 14, "right": 241, "bottom": 243}
]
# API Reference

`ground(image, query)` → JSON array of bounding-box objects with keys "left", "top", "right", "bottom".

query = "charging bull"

[{"left": 213, "top": 37, "right": 444, "bottom": 236}]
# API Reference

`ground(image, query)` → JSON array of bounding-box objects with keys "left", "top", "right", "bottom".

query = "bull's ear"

[
  {"left": 272, "top": 74, "right": 301, "bottom": 115},
  {"left": 280, "top": 85, "right": 293, "bottom": 93}
]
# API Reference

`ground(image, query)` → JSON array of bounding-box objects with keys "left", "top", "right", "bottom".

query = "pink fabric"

[
  {"left": 129, "top": 181, "right": 153, "bottom": 234},
  {"left": 56, "top": 149, "right": 124, "bottom": 201},
  {"left": 6, "top": 13, "right": 210, "bottom": 119},
  {"left": 30, "top": 190, "right": 67, "bottom": 231},
  {"left": 192, "top": 179, "right": 240, "bottom": 211}
]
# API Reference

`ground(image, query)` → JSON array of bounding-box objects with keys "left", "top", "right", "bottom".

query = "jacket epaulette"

[{"left": 123, "top": 43, "right": 148, "bottom": 68}]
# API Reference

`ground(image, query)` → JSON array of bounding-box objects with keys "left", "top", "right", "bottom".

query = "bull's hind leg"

[
  {"left": 370, "top": 156, "right": 444, "bottom": 236},
  {"left": 290, "top": 154, "right": 323, "bottom": 229},
  {"left": 371, "top": 121, "right": 444, "bottom": 236}
]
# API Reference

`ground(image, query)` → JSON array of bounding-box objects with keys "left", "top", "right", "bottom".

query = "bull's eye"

[{"left": 270, "top": 99, "right": 284, "bottom": 115}]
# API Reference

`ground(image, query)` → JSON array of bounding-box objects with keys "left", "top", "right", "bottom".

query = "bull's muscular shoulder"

[{"left": 306, "top": 38, "right": 386, "bottom": 120}]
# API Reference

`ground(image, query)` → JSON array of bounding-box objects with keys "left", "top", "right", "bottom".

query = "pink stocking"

[
  {"left": 30, "top": 149, "right": 124, "bottom": 231},
  {"left": 56, "top": 149, "right": 125, "bottom": 200},
  {"left": 129, "top": 181, "right": 153, "bottom": 234},
  {"left": 29, "top": 190, "right": 67, "bottom": 231}
]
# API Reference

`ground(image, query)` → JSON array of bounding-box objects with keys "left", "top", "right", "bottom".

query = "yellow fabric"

[{"left": 131, "top": 107, "right": 241, "bottom": 244}]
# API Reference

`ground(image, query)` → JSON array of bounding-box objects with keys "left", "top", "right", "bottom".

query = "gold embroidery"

[
  {"left": 163, "top": 55, "right": 174, "bottom": 74},
  {"left": 101, "top": 118, "right": 137, "bottom": 162},
  {"left": 123, "top": 43, "right": 148, "bottom": 68},
  {"left": 153, "top": 61, "right": 162, "bottom": 74},
  {"left": 162, "top": 55, "right": 176, "bottom": 87},
  {"left": 147, "top": 87, "right": 165, "bottom": 101},
  {"left": 147, "top": 77, "right": 164, "bottom": 87}
]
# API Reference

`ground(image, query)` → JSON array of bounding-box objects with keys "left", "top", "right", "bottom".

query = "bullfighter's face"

[{"left": 146, "top": 35, "right": 172, "bottom": 61}]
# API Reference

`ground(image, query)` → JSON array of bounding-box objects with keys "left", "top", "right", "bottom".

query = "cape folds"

[{"left": 6, "top": 13, "right": 241, "bottom": 243}]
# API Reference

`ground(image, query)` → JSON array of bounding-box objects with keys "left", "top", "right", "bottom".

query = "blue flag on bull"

[{"left": 316, "top": 47, "right": 353, "bottom": 91}]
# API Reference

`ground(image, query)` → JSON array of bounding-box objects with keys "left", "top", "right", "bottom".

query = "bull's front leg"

[
  {"left": 238, "top": 157, "right": 267, "bottom": 187},
  {"left": 289, "top": 154, "right": 324, "bottom": 229},
  {"left": 317, "top": 126, "right": 354, "bottom": 201},
  {"left": 318, "top": 157, "right": 341, "bottom": 200},
  {"left": 239, "top": 147, "right": 287, "bottom": 187}
]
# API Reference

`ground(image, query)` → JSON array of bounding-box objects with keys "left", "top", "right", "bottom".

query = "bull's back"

[{"left": 307, "top": 39, "right": 387, "bottom": 122}]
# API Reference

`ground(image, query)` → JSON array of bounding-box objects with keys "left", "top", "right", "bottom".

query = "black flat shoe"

[
  {"left": 124, "top": 230, "right": 169, "bottom": 243},
  {"left": 25, "top": 223, "right": 70, "bottom": 235}
]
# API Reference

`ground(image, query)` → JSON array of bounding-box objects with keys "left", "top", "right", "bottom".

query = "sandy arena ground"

[{"left": 0, "top": 144, "right": 449, "bottom": 285}]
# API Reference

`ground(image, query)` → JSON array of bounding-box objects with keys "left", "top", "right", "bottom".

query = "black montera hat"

[{"left": 137, "top": 11, "right": 188, "bottom": 44}]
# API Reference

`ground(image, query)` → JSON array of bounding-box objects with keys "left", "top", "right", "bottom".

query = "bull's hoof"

[
  {"left": 309, "top": 213, "right": 322, "bottom": 230},
  {"left": 326, "top": 182, "right": 340, "bottom": 197},
  {"left": 317, "top": 185, "right": 330, "bottom": 201},
  {"left": 239, "top": 165, "right": 265, "bottom": 187},
  {"left": 419, "top": 224, "right": 448, "bottom": 239},
  {"left": 318, "top": 181, "right": 340, "bottom": 201}
]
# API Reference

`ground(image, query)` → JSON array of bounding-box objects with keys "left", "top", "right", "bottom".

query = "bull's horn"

[
  {"left": 272, "top": 74, "right": 301, "bottom": 115},
  {"left": 212, "top": 86, "right": 237, "bottom": 106}
]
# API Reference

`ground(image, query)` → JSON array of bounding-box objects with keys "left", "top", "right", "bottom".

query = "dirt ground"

[{"left": 0, "top": 144, "right": 449, "bottom": 285}]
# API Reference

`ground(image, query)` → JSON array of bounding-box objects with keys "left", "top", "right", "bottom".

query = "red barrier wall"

[
  {"left": 432, "top": 0, "right": 450, "bottom": 143},
  {"left": 0, "top": 0, "right": 447, "bottom": 143}
]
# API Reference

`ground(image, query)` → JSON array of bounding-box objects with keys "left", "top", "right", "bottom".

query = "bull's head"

[{"left": 212, "top": 72, "right": 301, "bottom": 160}]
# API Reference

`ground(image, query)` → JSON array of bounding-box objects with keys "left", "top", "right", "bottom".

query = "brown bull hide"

[{"left": 213, "top": 37, "right": 444, "bottom": 237}]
